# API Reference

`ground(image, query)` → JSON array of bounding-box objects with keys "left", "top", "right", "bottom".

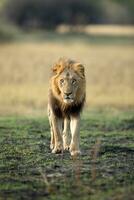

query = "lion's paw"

[
  {"left": 70, "top": 150, "right": 81, "bottom": 157},
  {"left": 52, "top": 143, "right": 63, "bottom": 154},
  {"left": 63, "top": 145, "right": 70, "bottom": 151},
  {"left": 50, "top": 143, "right": 54, "bottom": 150}
]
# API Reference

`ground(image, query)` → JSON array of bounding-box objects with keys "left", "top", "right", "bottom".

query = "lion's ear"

[
  {"left": 52, "top": 64, "right": 62, "bottom": 74},
  {"left": 74, "top": 63, "right": 85, "bottom": 78},
  {"left": 52, "top": 64, "right": 58, "bottom": 73}
]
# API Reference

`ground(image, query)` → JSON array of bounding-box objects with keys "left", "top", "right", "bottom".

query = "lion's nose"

[{"left": 64, "top": 92, "right": 72, "bottom": 96}]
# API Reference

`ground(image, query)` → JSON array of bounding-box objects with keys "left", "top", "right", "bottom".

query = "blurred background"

[{"left": 0, "top": 0, "right": 134, "bottom": 115}]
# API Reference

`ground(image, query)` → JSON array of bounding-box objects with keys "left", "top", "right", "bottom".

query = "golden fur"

[{"left": 48, "top": 58, "right": 86, "bottom": 156}]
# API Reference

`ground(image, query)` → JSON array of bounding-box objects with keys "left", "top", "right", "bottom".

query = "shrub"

[
  {"left": 2, "top": 0, "right": 103, "bottom": 29},
  {"left": 2, "top": 0, "right": 134, "bottom": 29}
]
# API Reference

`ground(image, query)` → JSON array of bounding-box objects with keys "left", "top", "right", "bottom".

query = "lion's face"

[
  {"left": 51, "top": 58, "right": 85, "bottom": 105},
  {"left": 58, "top": 69, "right": 80, "bottom": 104}
]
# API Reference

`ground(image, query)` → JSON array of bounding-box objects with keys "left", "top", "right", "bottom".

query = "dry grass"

[
  {"left": 57, "top": 25, "right": 134, "bottom": 36},
  {"left": 0, "top": 39, "right": 134, "bottom": 115}
]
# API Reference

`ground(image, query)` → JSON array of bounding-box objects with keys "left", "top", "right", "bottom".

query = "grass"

[
  {"left": 0, "top": 31, "right": 134, "bottom": 115},
  {"left": 0, "top": 109, "right": 134, "bottom": 200}
]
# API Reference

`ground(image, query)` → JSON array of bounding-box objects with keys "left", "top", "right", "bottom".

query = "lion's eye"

[
  {"left": 60, "top": 79, "right": 64, "bottom": 84},
  {"left": 72, "top": 79, "right": 76, "bottom": 85}
]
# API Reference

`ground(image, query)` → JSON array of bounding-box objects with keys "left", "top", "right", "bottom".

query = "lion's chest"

[{"left": 51, "top": 98, "right": 84, "bottom": 119}]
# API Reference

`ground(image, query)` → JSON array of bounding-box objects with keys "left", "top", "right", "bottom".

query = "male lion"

[{"left": 48, "top": 58, "right": 86, "bottom": 156}]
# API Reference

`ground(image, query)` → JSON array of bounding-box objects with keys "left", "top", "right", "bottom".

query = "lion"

[{"left": 48, "top": 58, "right": 86, "bottom": 156}]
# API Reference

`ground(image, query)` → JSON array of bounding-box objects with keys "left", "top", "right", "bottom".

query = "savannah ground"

[
  {"left": 0, "top": 28, "right": 134, "bottom": 199},
  {"left": 0, "top": 110, "right": 134, "bottom": 200}
]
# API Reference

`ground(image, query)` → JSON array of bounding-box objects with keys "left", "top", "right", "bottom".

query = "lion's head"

[{"left": 50, "top": 58, "right": 86, "bottom": 105}]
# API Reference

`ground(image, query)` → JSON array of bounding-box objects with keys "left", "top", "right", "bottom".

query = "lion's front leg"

[
  {"left": 63, "top": 118, "right": 70, "bottom": 150},
  {"left": 48, "top": 105, "right": 55, "bottom": 150},
  {"left": 50, "top": 122, "right": 55, "bottom": 150},
  {"left": 70, "top": 116, "right": 81, "bottom": 156},
  {"left": 51, "top": 114, "right": 63, "bottom": 154}
]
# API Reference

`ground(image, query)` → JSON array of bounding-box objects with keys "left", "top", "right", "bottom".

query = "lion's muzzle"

[{"left": 63, "top": 92, "right": 74, "bottom": 103}]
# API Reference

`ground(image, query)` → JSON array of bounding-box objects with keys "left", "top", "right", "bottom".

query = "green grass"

[{"left": 0, "top": 109, "right": 134, "bottom": 200}]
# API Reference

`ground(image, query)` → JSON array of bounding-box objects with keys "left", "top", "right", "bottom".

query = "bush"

[
  {"left": 1, "top": 0, "right": 134, "bottom": 29},
  {"left": 2, "top": 0, "right": 103, "bottom": 29},
  {"left": 0, "top": 22, "right": 17, "bottom": 41}
]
